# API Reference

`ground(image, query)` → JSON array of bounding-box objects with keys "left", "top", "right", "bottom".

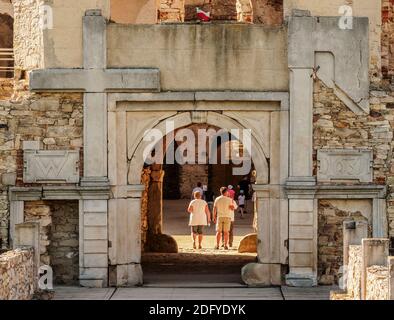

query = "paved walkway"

[{"left": 53, "top": 285, "right": 336, "bottom": 300}]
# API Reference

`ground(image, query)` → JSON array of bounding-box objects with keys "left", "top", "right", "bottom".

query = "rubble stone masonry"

[
  {"left": 313, "top": 79, "right": 394, "bottom": 284},
  {"left": 366, "top": 265, "right": 390, "bottom": 300},
  {"left": 0, "top": 248, "right": 34, "bottom": 300}
]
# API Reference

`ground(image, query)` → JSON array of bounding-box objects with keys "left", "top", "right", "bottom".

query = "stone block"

[
  {"left": 241, "top": 263, "right": 270, "bottom": 286},
  {"left": 84, "top": 226, "right": 107, "bottom": 240},
  {"left": 84, "top": 213, "right": 107, "bottom": 226},
  {"left": 343, "top": 220, "right": 368, "bottom": 268},
  {"left": 23, "top": 150, "right": 80, "bottom": 183},
  {"left": 127, "top": 264, "right": 143, "bottom": 286},
  {"left": 148, "top": 234, "right": 178, "bottom": 253},
  {"left": 238, "top": 233, "right": 257, "bottom": 253},
  {"left": 1, "top": 172, "right": 16, "bottom": 186},
  {"left": 83, "top": 253, "right": 108, "bottom": 268},
  {"left": 22, "top": 140, "right": 42, "bottom": 150},
  {"left": 84, "top": 240, "right": 107, "bottom": 254},
  {"left": 289, "top": 199, "right": 314, "bottom": 212},
  {"left": 317, "top": 149, "right": 373, "bottom": 183},
  {"left": 361, "top": 238, "right": 390, "bottom": 300}
]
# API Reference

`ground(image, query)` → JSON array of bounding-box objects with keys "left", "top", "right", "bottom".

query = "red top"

[{"left": 227, "top": 189, "right": 235, "bottom": 199}]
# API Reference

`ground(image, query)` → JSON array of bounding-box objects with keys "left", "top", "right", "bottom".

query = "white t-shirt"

[
  {"left": 188, "top": 199, "right": 208, "bottom": 226},
  {"left": 214, "top": 195, "right": 238, "bottom": 219},
  {"left": 238, "top": 195, "right": 245, "bottom": 206}
]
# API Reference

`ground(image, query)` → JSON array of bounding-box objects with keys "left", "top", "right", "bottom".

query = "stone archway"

[{"left": 107, "top": 102, "right": 289, "bottom": 286}]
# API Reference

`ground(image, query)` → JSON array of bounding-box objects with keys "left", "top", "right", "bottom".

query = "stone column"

[
  {"left": 81, "top": 10, "right": 108, "bottom": 186},
  {"left": 78, "top": 10, "right": 110, "bottom": 288},
  {"left": 147, "top": 165, "right": 164, "bottom": 237},
  {"left": 285, "top": 11, "right": 317, "bottom": 288},
  {"left": 361, "top": 238, "right": 390, "bottom": 300},
  {"left": 343, "top": 220, "right": 368, "bottom": 267},
  {"left": 286, "top": 197, "right": 317, "bottom": 287},
  {"left": 79, "top": 199, "right": 109, "bottom": 288}
]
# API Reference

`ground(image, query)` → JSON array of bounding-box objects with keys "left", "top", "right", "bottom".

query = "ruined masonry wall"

[
  {"left": 318, "top": 200, "right": 371, "bottom": 285},
  {"left": 0, "top": 89, "right": 83, "bottom": 248},
  {"left": 0, "top": 248, "right": 34, "bottom": 300},
  {"left": 13, "top": 0, "right": 44, "bottom": 73},
  {"left": 24, "top": 201, "right": 79, "bottom": 285},
  {"left": 313, "top": 80, "right": 394, "bottom": 261}
]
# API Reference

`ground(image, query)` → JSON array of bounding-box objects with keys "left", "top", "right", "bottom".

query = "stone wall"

[
  {"left": 366, "top": 265, "right": 389, "bottom": 300},
  {"left": 158, "top": 0, "right": 185, "bottom": 22},
  {"left": 251, "top": 0, "right": 283, "bottom": 25},
  {"left": 24, "top": 201, "right": 79, "bottom": 285},
  {"left": 108, "top": 23, "right": 288, "bottom": 92},
  {"left": 284, "top": 0, "right": 382, "bottom": 84},
  {"left": 382, "top": 0, "right": 394, "bottom": 85},
  {"left": 313, "top": 80, "right": 394, "bottom": 240},
  {"left": 13, "top": 0, "right": 44, "bottom": 74},
  {"left": 47, "top": 201, "right": 79, "bottom": 285},
  {"left": 24, "top": 201, "right": 52, "bottom": 265},
  {"left": 318, "top": 200, "right": 371, "bottom": 285},
  {"left": 0, "top": 248, "right": 35, "bottom": 300}
]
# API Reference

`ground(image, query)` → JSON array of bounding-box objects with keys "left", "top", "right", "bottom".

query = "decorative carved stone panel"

[
  {"left": 23, "top": 150, "right": 80, "bottom": 183},
  {"left": 317, "top": 149, "right": 373, "bottom": 183}
]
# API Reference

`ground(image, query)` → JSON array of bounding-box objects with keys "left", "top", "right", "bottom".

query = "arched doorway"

[
  {"left": 108, "top": 109, "right": 286, "bottom": 286},
  {"left": 139, "top": 122, "right": 259, "bottom": 285}
]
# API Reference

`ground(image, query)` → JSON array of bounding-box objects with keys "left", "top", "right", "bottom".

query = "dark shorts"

[
  {"left": 239, "top": 204, "right": 245, "bottom": 208},
  {"left": 191, "top": 225, "right": 204, "bottom": 234}
]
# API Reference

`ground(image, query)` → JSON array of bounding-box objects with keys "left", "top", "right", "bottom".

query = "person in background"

[
  {"left": 221, "top": 186, "right": 237, "bottom": 247},
  {"left": 213, "top": 187, "right": 237, "bottom": 250},
  {"left": 187, "top": 191, "right": 211, "bottom": 249},
  {"left": 191, "top": 182, "right": 204, "bottom": 200},
  {"left": 238, "top": 190, "right": 246, "bottom": 219},
  {"left": 252, "top": 188, "right": 257, "bottom": 232},
  {"left": 227, "top": 185, "right": 235, "bottom": 199}
]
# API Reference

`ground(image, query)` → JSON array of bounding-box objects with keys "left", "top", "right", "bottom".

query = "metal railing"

[{"left": 0, "top": 48, "right": 14, "bottom": 78}]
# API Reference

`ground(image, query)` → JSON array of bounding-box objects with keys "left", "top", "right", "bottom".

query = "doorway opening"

[{"left": 140, "top": 123, "right": 258, "bottom": 286}]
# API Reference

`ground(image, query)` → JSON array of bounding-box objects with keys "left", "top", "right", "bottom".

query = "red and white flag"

[{"left": 196, "top": 7, "right": 211, "bottom": 22}]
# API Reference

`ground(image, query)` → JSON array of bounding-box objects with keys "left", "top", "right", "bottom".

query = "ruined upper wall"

[
  {"left": 283, "top": 0, "right": 382, "bottom": 82},
  {"left": 107, "top": 24, "right": 288, "bottom": 91},
  {"left": 0, "top": 0, "right": 13, "bottom": 16}
]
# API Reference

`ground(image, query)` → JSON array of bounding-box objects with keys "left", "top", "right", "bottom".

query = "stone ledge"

[
  {"left": 285, "top": 183, "right": 386, "bottom": 199},
  {"left": 9, "top": 185, "right": 111, "bottom": 201}
]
